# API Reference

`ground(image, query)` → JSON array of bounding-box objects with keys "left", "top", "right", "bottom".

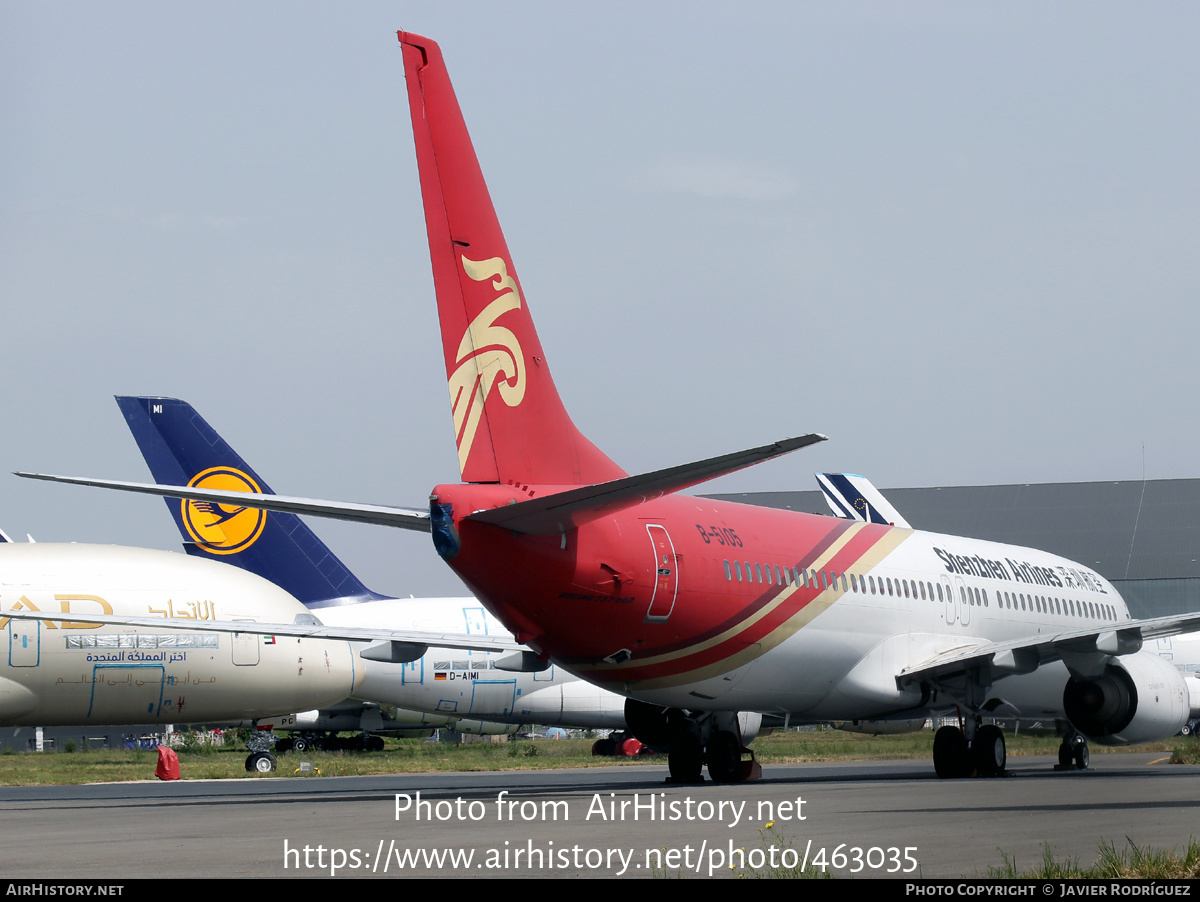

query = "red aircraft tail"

[{"left": 399, "top": 33, "right": 625, "bottom": 487}]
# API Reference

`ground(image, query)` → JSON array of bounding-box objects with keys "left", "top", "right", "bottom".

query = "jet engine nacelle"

[{"left": 1063, "top": 652, "right": 1190, "bottom": 746}]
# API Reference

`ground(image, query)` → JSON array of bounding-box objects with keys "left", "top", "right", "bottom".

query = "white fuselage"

[
  {"left": 609, "top": 523, "right": 1192, "bottom": 728},
  {"left": 0, "top": 544, "right": 361, "bottom": 725},
  {"left": 319, "top": 598, "right": 627, "bottom": 729}
]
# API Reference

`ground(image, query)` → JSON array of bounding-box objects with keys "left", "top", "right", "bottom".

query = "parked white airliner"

[{"left": 0, "top": 542, "right": 361, "bottom": 769}]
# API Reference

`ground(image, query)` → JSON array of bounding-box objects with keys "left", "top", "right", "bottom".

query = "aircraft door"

[
  {"left": 8, "top": 620, "right": 39, "bottom": 667},
  {"left": 954, "top": 577, "right": 970, "bottom": 627},
  {"left": 400, "top": 657, "right": 423, "bottom": 685},
  {"left": 644, "top": 524, "right": 678, "bottom": 622},
  {"left": 231, "top": 625, "right": 260, "bottom": 665},
  {"left": 469, "top": 679, "right": 516, "bottom": 718},
  {"left": 88, "top": 664, "right": 166, "bottom": 720},
  {"left": 940, "top": 576, "right": 954, "bottom": 625},
  {"left": 463, "top": 607, "right": 488, "bottom": 634}
]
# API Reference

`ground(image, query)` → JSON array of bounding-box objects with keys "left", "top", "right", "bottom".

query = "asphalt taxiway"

[{"left": 1, "top": 754, "right": 1196, "bottom": 878}]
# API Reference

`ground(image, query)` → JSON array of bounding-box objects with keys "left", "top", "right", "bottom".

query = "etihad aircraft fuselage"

[{"left": 0, "top": 544, "right": 360, "bottom": 725}]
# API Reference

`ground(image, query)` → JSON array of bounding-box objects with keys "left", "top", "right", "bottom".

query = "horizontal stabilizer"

[
  {"left": 0, "top": 608, "right": 521, "bottom": 655},
  {"left": 467, "top": 434, "right": 827, "bottom": 535},
  {"left": 14, "top": 472, "right": 431, "bottom": 532}
]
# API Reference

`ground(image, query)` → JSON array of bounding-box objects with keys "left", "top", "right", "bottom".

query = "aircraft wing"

[
  {"left": 0, "top": 608, "right": 522, "bottom": 656},
  {"left": 14, "top": 472, "right": 431, "bottom": 532},
  {"left": 899, "top": 610, "right": 1200, "bottom": 685}
]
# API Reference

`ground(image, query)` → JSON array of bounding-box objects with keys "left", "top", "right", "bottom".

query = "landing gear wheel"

[
  {"left": 366, "top": 736, "right": 385, "bottom": 752},
  {"left": 1058, "top": 742, "right": 1073, "bottom": 769},
  {"left": 706, "top": 730, "right": 742, "bottom": 783},
  {"left": 668, "top": 734, "right": 704, "bottom": 783},
  {"left": 292, "top": 736, "right": 310, "bottom": 753},
  {"left": 1057, "top": 735, "right": 1089, "bottom": 770},
  {"left": 1073, "top": 739, "right": 1089, "bottom": 770},
  {"left": 591, "top": 737, "right": 616, "bottom": 756},
  {"left": 245, "top": 752, "right": 277, "bottom": 773},
  {"left": 972, "top": 724, "right": 1006, "bottom": 777},
  {"left": 933, "top": 725, "right": 969, "bottom": 778}
]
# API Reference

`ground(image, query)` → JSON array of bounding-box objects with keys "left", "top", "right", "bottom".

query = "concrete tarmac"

[{"left": 1, "top": 753, "right": 1196, "bottom": 879}]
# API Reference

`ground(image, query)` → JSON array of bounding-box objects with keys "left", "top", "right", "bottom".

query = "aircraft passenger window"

[
  {"left": 936, "top": 584, "right": 943, "bottom": 602},
  {"left": 734, "top": 561, "right": 742, "bottom": 581},
  {"left": 764, "top": 565, "right": 773, "bottom": 585},
  {"left": 981, "top": 589, "right": 988, "bottom": 607},
  {"left": 869, "top": 575, "right": 876, "bottom": 595},
  {"left": 724, "top": 560, "right": 732, "bottom": 581},
  {"left": 841, "top": 574, "right": 848, "bottom": 592},
  {"left": 755, "top": 563, "right": 763, "bottom": 583}
]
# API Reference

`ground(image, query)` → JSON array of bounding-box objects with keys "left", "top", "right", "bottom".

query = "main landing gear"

[
  {"left": 1056, "top": 729, "right": 1090, "bottom": 771},
  {"left": 933, "top": 720, "right": 1006, "bottom": 778},
  {"left": 245, "top": 751, "right": 277, "bottom": 773},
  {"left": 666, "top": 727, "right": 761, "bottom": 783},
  {"left": 625, "top": 701, "right": 762, "bottom": 783}
]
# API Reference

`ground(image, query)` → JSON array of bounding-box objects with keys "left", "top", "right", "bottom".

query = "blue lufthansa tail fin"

[{"left": 117, "top": 396, "right": 382, "bottom": 607}]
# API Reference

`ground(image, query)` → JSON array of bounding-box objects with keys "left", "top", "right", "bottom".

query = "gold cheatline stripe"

[{"left": 617, "top": 527, "right": 914, "bottom": 691}]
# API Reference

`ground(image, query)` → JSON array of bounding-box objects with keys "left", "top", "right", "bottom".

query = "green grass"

[
  {"left": 989, "top": 839, "right": 1200, "bottom": 879},
  {"left": 1170, "top": 735, "right": 1200, "bottom": 764},
  {"left": 0, "top": 727, "right": 1185, "bottom": 786}
]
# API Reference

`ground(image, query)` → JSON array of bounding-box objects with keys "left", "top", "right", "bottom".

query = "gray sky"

[{"left": 3, "top": 2, "right": 1197, "bottom": 598}]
